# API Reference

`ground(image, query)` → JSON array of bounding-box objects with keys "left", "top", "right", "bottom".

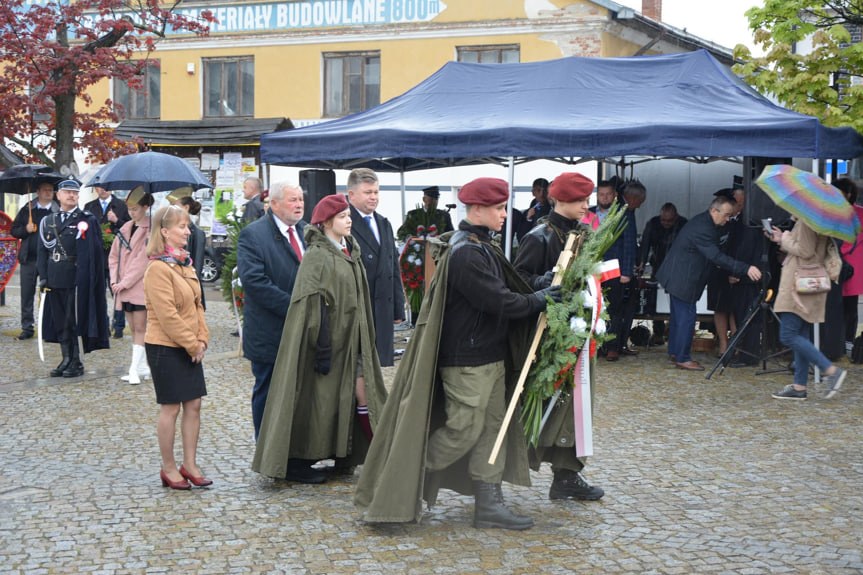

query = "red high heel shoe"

[
  {"left": 160, "top": 469, "right": 191, "bottom": 490},
  {"left": 179, "top": 465, "right": 213, "bottom": 487}
]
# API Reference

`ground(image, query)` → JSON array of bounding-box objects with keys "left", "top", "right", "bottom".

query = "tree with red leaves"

[{"left": 0, "top": 1, "right": 213, "bottom": 174}]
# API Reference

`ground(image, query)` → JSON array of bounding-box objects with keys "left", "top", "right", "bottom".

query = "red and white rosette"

[{"left": 76, "top": 221, "right": 89, "bottom": 240}]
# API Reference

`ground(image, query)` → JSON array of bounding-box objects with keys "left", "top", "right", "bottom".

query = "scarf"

[{"left": 150, "top": 244, "right": 192, "bottom": 266}]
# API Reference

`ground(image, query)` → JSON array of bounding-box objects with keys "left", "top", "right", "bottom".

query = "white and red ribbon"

[{"left": 571, "top": 265, "right": 609, "bottom": 458}]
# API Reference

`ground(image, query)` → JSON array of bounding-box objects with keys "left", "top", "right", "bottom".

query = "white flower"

[
  {"left": 413, "top": 243, "right": 422, "bottom": 252},
  {"left": 594, "top": 318, "right": 606, "bottom": 335},
  {"left": 581, "top": 290, "right": 594, "bottom": 308},
  {"left": 407, "top": 255, "right": 416, "bottom": 264},
  {"left": 570, "top": 316, "right": 587, "bottom": 332}
]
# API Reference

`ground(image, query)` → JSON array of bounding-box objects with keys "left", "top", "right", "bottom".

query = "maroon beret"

[
  {"left": 458, "top": 177, "right": 509, "bottom": 206},
  {"left": 549, "top": 173, "right": 594, "bottom": 202},
  {"left": 311, "top": 194, "right": 349, "bottom": 225}
]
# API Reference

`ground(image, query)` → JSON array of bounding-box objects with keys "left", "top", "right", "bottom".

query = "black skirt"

[
  {"left": 145, "top": 343, "right": 207, "bottom": 404},
  {"left": 121, "top": 301, "right": 146, "bottom": 312}
]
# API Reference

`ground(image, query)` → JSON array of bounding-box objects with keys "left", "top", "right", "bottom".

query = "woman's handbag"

[{"left": 794, "top": 263, "right": 831, "bottom": 294}]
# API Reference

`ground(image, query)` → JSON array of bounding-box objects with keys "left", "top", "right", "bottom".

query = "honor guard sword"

[{"left": 37, "top": 288, "right": 49, "bottom": 362}]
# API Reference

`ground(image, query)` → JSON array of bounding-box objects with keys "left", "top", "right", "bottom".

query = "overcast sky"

[{"left": 615, "top": 0, "right": 763, "bottom": 54}]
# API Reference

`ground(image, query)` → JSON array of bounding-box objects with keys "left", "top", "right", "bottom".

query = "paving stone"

[{"left": 1, "top": 285, "right": 862, "bottom": 573}]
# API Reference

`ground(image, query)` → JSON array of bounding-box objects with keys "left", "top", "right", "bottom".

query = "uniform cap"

[
  {"left": 422, "top": 186, "right": 440, "bottom": 199},
  {"left": 57, "top": 179, "right": 81, "bottom": 192},
  {"left": 549, "top": 173, "right": 594, "bottom": 202},
  {"left": 311, "top": 194, "right": 349, "bottom": 224},
  {"left": 458, "top": 178, "right": 509, "bottom": 206}
]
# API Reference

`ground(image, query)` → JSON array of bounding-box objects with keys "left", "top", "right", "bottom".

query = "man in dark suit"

[
  {"left": 347, "top": 168, "right": 406, "bottom": 367},
  {"left": 523, "top": 177, "right": 551, "bottom": 231},
  {"left": 237, "top": 181, "right": 306, "bottom": 439},
  {"left": 10, "top": 181, "right": 58, "bottom": 340},
  {"left": 589, "top": 180, "right": 642, "bottom": 361},
  {"left": 85, "top": 185, "right": 130, "bottom": 339},
  {"left": 637, "top": 202, "right": 687, "bottom": 345},
  {"left": 38, "top": 179, "right": 110, "bottom": 377},
  {"left": 242, "top": 177, "right": 266, "bottom": 223},
  {"left": 655, "top": 195, "right": 762, "bottom": 371}
]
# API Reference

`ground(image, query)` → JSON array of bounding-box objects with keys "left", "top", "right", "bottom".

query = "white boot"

[
  {"left": 121, "top": 345, "right": 143, "bottom": 385},
  {"left": 135, "top": 344, "right": 151, "bottom": 379}
]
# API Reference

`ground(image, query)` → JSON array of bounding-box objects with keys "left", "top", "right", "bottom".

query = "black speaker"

[{"left": 299, "top": 169, "right": 336, "bottom": 223}]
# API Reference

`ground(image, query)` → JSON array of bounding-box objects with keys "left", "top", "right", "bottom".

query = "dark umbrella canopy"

[
  {"left": 86, "top": 151, "right": 211, "bottom": 194},
  {"left": 0, "top": 164, "right": 64, "bottom": 195}
]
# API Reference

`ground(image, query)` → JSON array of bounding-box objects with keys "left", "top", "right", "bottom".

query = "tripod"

[{"left": 706, "top": 280, "right": 791, "bottom": 379}]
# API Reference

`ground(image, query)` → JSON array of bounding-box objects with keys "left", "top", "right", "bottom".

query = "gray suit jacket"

[{"left": 655, "top": 210, "right": 750, "bottom": 304}]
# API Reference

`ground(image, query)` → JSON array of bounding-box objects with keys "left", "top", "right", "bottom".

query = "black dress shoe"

[
  {"left": 62, "top": 362, "right": 85, "bottom": 378},
  {"left": 15, "top": 331, "right": 34, "bottom": 341},
  {"left": 112, "top": 329, "right": 124, "bottom": 339},
  {"left": 285, "top": 459, "right": 327, "bottom": 484}
]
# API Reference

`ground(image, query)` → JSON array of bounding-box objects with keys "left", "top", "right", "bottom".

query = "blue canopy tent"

[
  {"left": 261, "top": 49, "right": 863, "bottom": 254},
  {"left": 262, "top": 49, "right": 863, "bottom": 170}
]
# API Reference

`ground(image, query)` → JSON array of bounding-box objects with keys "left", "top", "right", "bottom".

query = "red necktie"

[
  {"left": 287, "top": 227, "right": 302, "bottom": 262},
  {"left": 342, "top": 246, "right": 351, "bottom": 257}
]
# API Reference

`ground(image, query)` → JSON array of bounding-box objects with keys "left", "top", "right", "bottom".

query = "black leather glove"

[
  {"left": 314, "top": 294, "right": 332, "bottom": 375},
  {"left": 532, "top": 284, "right": 562, "bottom": 311},
  {"left": 38, "top": 278, "right": 47, "bottom": 292},
  {"left": 531, "top": 270, "right": 555, "bottom": 290}
]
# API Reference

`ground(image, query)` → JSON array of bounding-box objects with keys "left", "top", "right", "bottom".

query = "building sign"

[{"left": 180, "top": 0, "right": 447, "bottom": 33}]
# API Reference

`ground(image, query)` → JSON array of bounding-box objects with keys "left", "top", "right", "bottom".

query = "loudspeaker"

[{"left": 300, "top": 169, "right": 336, "bottom": 222}]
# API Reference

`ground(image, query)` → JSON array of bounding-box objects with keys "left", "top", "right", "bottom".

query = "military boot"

[
  {"left": 472, "top": 481, "right": 533, "bottom": 530},
  {"left": 62, "top": 340, "right": 84, "bottom": 378},
  {"left": 549, "top": 468, "right": 605, "bottom": 501},
  {"left": 50, "top": 342, "right": 71, "bottom": 377}
]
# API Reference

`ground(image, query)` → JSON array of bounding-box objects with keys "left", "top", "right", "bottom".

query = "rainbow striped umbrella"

[{"left": 755, "top": 164, "right": 861, "bottom": 243}]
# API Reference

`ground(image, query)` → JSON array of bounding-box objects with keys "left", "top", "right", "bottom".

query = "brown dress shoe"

[
  {"left": 675, "top": 360, "right": 705, "bottom": 371},
  {"left": 621, "top": 347, "right": 639, "bottom": 356},
  {"left": 606, "top": 351, "right": 620, "bottom": 362}
]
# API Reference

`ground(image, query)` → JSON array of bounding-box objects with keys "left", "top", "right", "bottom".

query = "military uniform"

[
  {"left": 396, "top": 207, "right": 454, "bottom": 242},
  {"left": 37, "top": 207, "right": 109, "bottom": 377},
  {"left": 513, "top": 172, "right": 605, "bottom": 501}
]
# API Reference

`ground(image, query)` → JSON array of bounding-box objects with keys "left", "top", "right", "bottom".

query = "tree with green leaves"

[
  {"left": 733, "top": 1, "right": 863, "bottom": 132},
  {"left": 0, "top": 1, "right": 213, "bottom": 174}
]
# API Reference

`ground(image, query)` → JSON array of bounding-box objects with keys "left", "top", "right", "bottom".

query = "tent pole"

[
  {"left": 506, "top": 156, "right": 515, "bottom": 260},
  {"left": 400, "top": 170, "right": 406, "bottom": 224}
]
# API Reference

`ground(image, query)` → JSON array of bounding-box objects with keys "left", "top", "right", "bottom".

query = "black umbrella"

[
  {"left": 86, "top": 151, "right": 211, "bottom": 194},
  {"left": 0, "top": 164, "right": 64, "bottom": 225},
  {"left": 0, "top": 164, "right": 64, "bottom": 195}
]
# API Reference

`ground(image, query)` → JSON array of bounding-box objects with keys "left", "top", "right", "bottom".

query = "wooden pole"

[{"left": 488, "top": 232, "right": 580, "bottom": 465}]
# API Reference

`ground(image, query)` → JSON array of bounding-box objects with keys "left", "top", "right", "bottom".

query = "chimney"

[{"left": 642, "top": 0, "right": 662, "bottom": 21}]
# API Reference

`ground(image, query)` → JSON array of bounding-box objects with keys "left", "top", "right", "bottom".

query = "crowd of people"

[{"left": 8, "top": 167, "right": 856, "bottom": 526}]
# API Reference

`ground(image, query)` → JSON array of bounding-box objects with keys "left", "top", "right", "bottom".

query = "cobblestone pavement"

[{"left": 1, "top": 282, "right": 861, "bottom": 574}]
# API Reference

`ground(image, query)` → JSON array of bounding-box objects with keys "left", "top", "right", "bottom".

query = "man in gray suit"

[
  {"left": 347, "top": 168, "right": 405, "bottom": 366},
  {"left": 242, "top": 177, "right": 266, "bottom": 223},
  {"left": 656, "top": 195, "right": 762, "bottom": 371}
]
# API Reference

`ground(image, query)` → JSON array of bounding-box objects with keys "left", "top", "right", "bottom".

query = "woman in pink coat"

[
  {"left": 108, "top": 188, "right": 154, "bottom": 384},
  {"left": 836, "top": 178, "right": 863, "bottom": 344}
]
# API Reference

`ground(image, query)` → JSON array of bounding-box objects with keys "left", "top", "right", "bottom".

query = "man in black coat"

[
  {"left": 84, "top": 185, "right": 130, "bottom": 339},
  {"left": 347, "top": 168, "right": 406, "bottom": 367},
  {"left": 637, "top": 202, "right": 687, "bottom": 344},
  {"left": 38, "top": 179, "right": 110, "bottom": 377},
  {"left": 237, "top": 182, "right": 306, "bottom": 439},
  {"left": 655, "top": 195, "right": 762, "bottom": 371},
  {"left": 10, "top": 181, "right": 58, "bottom": 340}
]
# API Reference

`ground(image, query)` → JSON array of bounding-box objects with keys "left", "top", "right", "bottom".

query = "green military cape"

[
  {"left": 354, "top": 232, "right": 536, "bottom": 523},
  {"left": 252, "top": 226, "right": 387, "bottom": 478}
]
